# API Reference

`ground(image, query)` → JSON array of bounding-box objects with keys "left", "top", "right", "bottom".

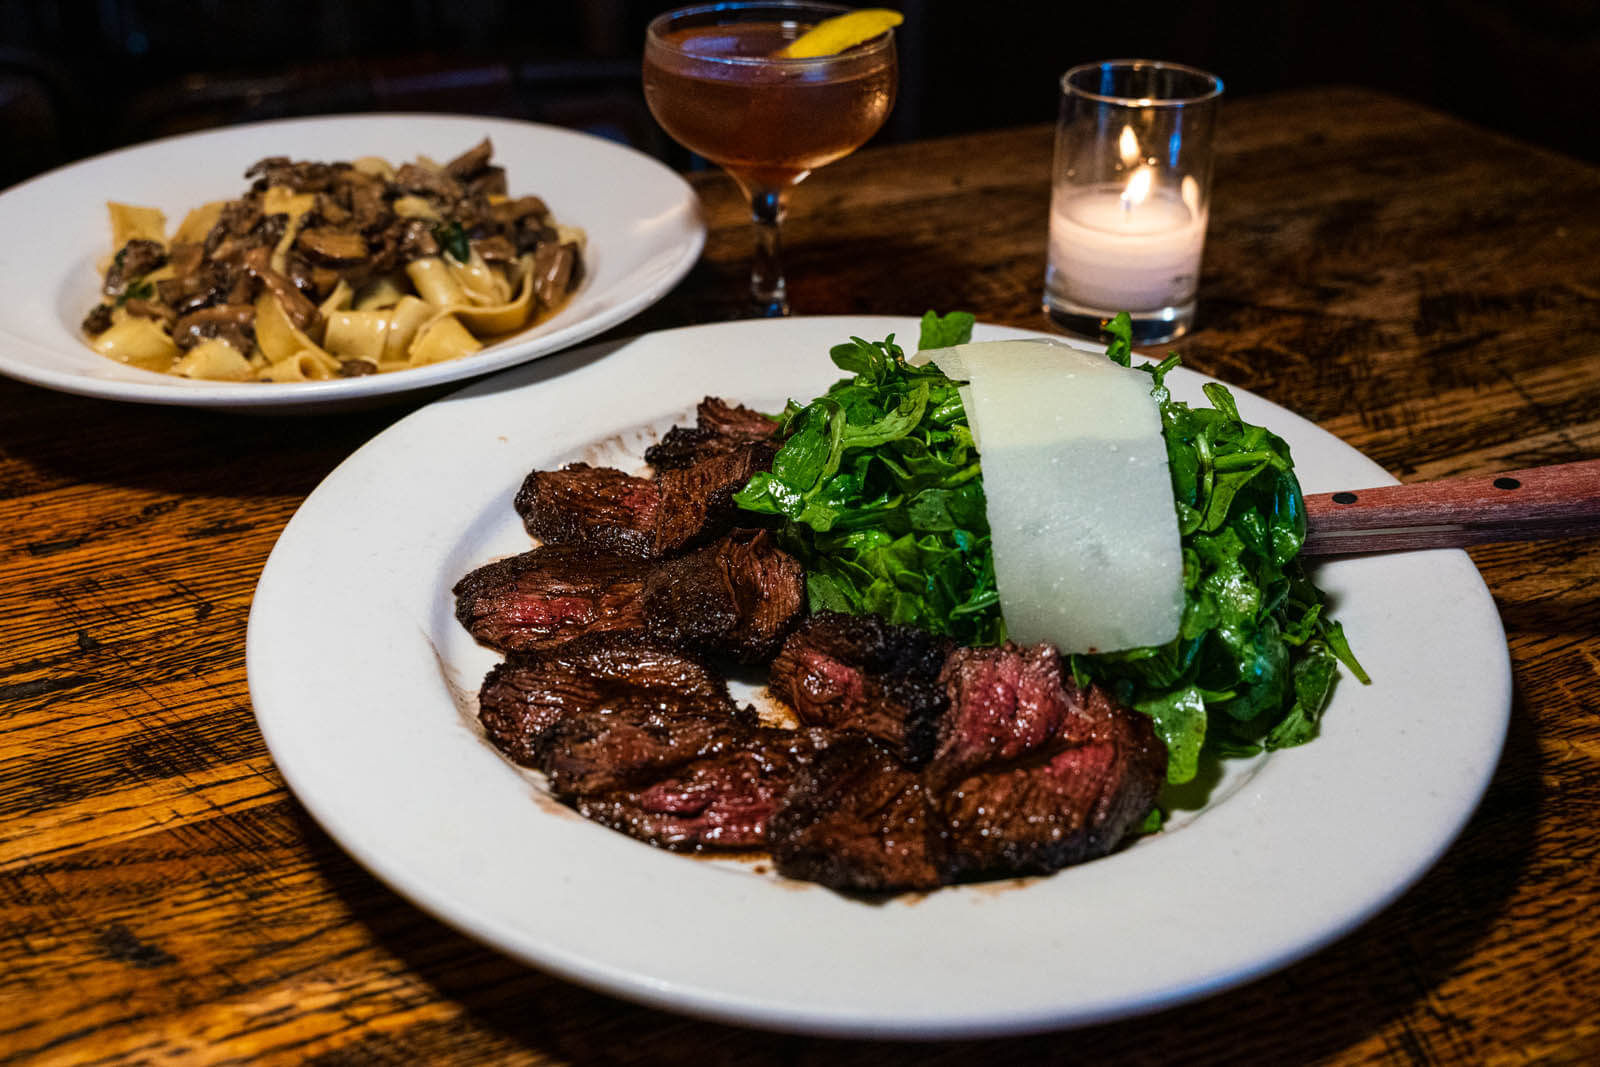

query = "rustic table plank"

[{"left": 2, "top": 86, "right": 1598, "bottom": 1065}]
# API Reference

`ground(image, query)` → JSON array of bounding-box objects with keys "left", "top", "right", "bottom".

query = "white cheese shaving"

[{"left": 922, "top": 338, "right": 1183, "bottom": 654}]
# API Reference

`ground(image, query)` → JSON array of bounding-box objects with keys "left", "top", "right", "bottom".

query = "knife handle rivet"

[
  {"left": 1494, "top": 477, "right": 1521, "bottom": 490},
  {"left": 1331, "top": 492, "right": 1358, "bottom": 504}
]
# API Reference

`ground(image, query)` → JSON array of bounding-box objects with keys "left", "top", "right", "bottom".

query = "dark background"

[{"left": 2, "top": 0, "right": 1597, "bottom": 188}]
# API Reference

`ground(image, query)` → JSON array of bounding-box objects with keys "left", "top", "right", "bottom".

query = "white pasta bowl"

[{"left": 0, "top": 114, "right": 706, "bottom": 412}]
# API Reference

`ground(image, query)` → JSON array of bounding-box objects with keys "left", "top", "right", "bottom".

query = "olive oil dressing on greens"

[{"left": 734, "top": 311, "right": 1367, "bottom": 783}]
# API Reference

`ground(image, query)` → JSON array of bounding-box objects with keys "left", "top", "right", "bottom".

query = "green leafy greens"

[
  {"left": 114, "top": 278, "right": 155, "bottom": 308},
  {"left": 1075, "top": 313, "right": 1368, "bottom": 781},
  {"left": 734, "top": 311, "right": 1366, "bottom": 782},
  {"left": 733, "top": 311, "right": 999, "bottom": 645},
  {"left": 433, "top": 220, "right": 471, "bottom": 263}
]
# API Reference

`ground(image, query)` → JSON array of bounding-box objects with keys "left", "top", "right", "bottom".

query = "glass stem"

[{"left": 748, "top": 187, "right": 790, "bottom": 317}]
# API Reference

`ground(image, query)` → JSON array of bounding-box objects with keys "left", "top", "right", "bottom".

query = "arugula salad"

[{"left": 734, "top": 312, "right": 1367, "bottom": 783}]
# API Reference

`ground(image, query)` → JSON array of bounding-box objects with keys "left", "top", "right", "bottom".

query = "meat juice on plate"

[{"left": 642, "top": 21, "right": 896, "bottom": 191}]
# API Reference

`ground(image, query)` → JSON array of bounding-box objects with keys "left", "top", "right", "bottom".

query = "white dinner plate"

[
  {"left": 0, "top": 114, "right": 704, "bottom": 411},
  {"left": 247, "top": 316, "right": 1510, "bottom": 1038}
]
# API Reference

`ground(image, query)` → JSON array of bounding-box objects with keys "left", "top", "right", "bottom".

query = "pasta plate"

[
  {"left": 0, "top": 114, "right": 704, "bottom": 411},
  {"left": 247, "top": 316, "right": 1511, "bottom": 1038}
]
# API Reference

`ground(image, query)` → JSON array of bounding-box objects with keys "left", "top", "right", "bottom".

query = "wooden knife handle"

[{"left": 1301, "top": 458, "right": 1600, "bottom": 556}]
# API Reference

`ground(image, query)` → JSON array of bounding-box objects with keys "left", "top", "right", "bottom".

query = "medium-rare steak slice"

[
  {"left": 936, "top": 697, "right": 1165, "bottom": 881},
  {"left": 768, "top": 734, "right": 945, "bottom": 892},
  {"left": 928, "top": 642, "right": 1078, "bottom": 783},
  {"left": 642, "top": 528, "right": 807, "bottom": 663},
  {"left": 452, "top": 545, "right": 650, "bottom": 653},
  {"left": 645, "top": 397, "right": 781, "bottom": 471},
  {"left": 514, "top": 463, "right": 658, "bottom": 557},
  {"left": 768, "top": 611, "right": 951, "bottom": 764},
  {"left": 570, "top": 727, "right": 826, "bottom": 851},
  {"left": 770, "top": 637, "right": 1166, "bottom": 892},
  {"left": 541, "top": 687, "right": 827, "bottom": 851},
  {"left": 514, "top": 441, "right": 777, "bottom": 559},
  {"left": 929, "top": 644, "right": 1166, "bottom": 881},
  {"left": 455, "top": 531, "right": 805, "bottom": 660},
  {"left": 477, "top": 636, "right": 737, "bottom": 767}
]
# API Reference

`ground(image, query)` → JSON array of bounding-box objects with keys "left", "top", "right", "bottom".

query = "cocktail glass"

[{"left": 644, "top": 2, "right": 898, "bottom": 316}]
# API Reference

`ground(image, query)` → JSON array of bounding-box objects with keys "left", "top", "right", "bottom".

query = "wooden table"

[{"left": 3, "top": 86, "right": 1597, "bottom": 1064}]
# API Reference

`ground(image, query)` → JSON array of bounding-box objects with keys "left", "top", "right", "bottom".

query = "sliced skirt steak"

[
  {"left": 477, "top": 635, "right": 738, "bottom": 767},
  {"left": 514, "top": 440, "right": 776, "bottom": 560},
  {"left": 568, "top": 727, "right": 826, "bottom": 850},
  {"left": 770, "top": 640, "right": 1167, "bottom": 892},
  {"left": 452, "top": 545, "right": 649, "bottom": 653},
  {"left": 454, "top": 530, "right": 806, "bottom": 662},
  {"left": 644, "top": 397, "right": 781, "bottom": 471},
  {"left": 768, "top": 734, "right": 945, "bottom": 892},
  {"left": 642, "top": 528, "right": 807, "bottom": 663},
  {"left": 768, "top": 611, "right": 951, "bottom": 764}
]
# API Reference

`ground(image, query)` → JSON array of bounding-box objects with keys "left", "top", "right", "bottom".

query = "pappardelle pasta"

[{"left": 81, "top": 140, "right": 585, "bottom": 382}]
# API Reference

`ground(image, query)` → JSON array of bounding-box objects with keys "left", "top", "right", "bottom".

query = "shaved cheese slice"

[{"left": 924, "top": 339, "right": 1183, "bottom": 654}]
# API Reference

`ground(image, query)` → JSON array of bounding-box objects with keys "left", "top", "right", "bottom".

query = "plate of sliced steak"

[
  {"left": 466, "top": 397, "right": 1166, "bottom": 896},
  {"left": 249, "top": 315, "right": 1509, "bottom": 1041}
]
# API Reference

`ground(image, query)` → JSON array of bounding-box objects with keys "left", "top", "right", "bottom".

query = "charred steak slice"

[
  {"left": 770, "top": 635, "right": 1167, "bottom": 892},
  {"left": 540, "top": 687, "right": 826, "bottom": 851},
  {"left": 649, "top": 441, "right": 778, "bottom": 556},
  {"left": 514, "top": 441, "right": 776, "bottom": 559},
  {"left": 541, "top": 700, "right": 758, "bottom": 798},
  {"left": 936, "top": 683, "right": 1166, "bottom": 881},
  {"left": 514, "top": 463, "right": 659, "bottom": 558},
  {"left": 768, "top": 733, "right": 945, "bottom": 892},
  {"left": 452, "top": 545, "right": 649, "bottom": 653},
  {"left": 642, "top": 528, "right": 807, "bottom": 663},
  {"left": 768, "top": 611, "right": 952, "bottom": 765},
  {"left": 477, "top": 635, "right": 737, "bottom": 767},
  {"left": 455, "top": 531, "right": 804, "bottom": 661},
  {"left": 645, "top": 397, "right": 781, "bottom": 471},
  {"left": 570, "top": 727, "right": 826, "bottom": 851},
  {"left": 928, "top": 643, "right": 1166, "bottom": 881}
]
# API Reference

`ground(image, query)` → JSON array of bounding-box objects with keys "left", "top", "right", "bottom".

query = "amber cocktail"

[{"left": 644, "top": 2, "right": 898, "bottom": 314}]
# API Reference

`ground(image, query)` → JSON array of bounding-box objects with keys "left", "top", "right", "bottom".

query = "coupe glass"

[{"left": 643, "top": 2, "right": 898, "bottom": 316}]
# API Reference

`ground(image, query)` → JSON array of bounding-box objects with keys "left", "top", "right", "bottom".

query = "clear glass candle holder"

[{"left": 1043, "top": 60, "right": 1223, "bottom": 344}]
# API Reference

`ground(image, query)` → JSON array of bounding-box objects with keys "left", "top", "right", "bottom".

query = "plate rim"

[
  {"left": 246, "top": 314, "right": 1512, "bottom": 1038},
  {"left": 0, "top": 112, "right": 706, "bottom": 411}
]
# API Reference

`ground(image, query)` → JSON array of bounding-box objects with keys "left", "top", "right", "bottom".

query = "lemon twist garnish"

[{"left": 774, "top": 9, "right": 903, "bottom": 58}]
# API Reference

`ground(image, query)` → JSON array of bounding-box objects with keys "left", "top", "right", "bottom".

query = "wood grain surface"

[{"left": 3, "top": 86, "right": 1598, "bottom": 1065}]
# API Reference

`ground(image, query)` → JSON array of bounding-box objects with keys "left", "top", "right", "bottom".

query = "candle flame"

[
  {"left": 1118, "top": 125, "right": 1140, "bottom": 168},
  {"left": 1181, "top": 175, "right": 1201, "bottom": 217},
  {"left": 1121, "top": 166, "right": 1154, "bottom": 210}
]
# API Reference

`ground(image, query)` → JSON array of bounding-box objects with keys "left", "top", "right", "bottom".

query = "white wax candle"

[{"left": 1047, "top": 185, "right": 1207, "bottom": 311}]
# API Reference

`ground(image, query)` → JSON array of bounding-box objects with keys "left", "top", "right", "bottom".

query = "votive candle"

[
  {"left": 1047, "top": 184, "right": 1206, "bottom": 312},
  {"left": 1042, "top": 60, "right": 1222, "bottom": 343}
]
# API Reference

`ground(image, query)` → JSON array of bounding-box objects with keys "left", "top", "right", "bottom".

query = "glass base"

[
  {"left": 1043, "top": 294, "right": 1195, "bottom": 346},
  {"left": 750, "top": 279, "right": 789, "bottom": 318}
]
